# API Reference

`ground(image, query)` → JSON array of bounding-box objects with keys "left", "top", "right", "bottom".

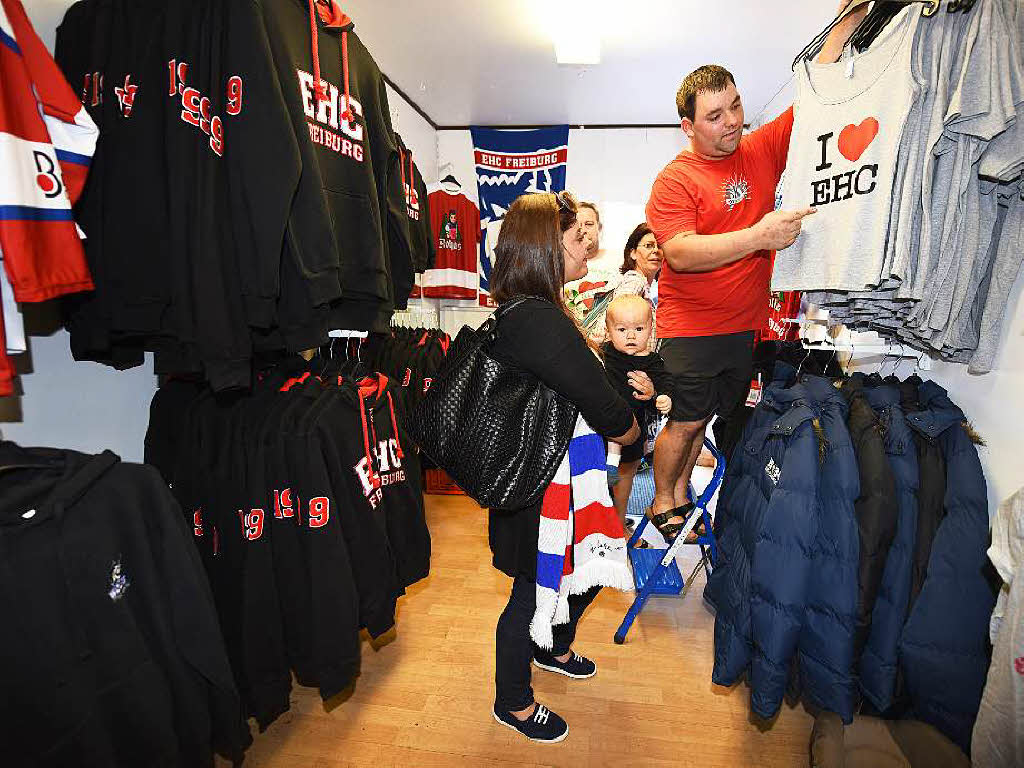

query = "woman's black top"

[{"left": 486, "top": 298, "right": 634, "bottom": 579}]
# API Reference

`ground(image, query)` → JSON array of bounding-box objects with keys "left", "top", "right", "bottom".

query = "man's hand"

[
  {"left": 655, "top": 394, "right": 672, "bottom": 415},
  {"left": 627, "top": 371, "right": 655, "bottom": 401},
  {"left": 754, "top": 207, "right": 817, "bottom": 251}
]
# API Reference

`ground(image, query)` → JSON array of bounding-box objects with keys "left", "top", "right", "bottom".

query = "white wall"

[
  {"left": 386, "top": 83, "right": 438, "bottom": 184},
  {"left": 0, "top": 328, "right": 158, "bottom": 462}
]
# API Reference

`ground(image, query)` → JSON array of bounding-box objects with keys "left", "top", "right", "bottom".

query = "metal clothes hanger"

[
  {"left": 850, "top": 2, "right": 903, "bottom": 50},
  {"left": 795, "top": 343, "right": 814, "bottom": 380},
  {"left": 318, "top": 337, "right": 341, "bottom": 378},
  {"left": 824, "top": 332, "right": 840, "bottom": 375},
  {"left": 438, "top": 162, "right": 461, "bottom": 190},
  {"left": 792, "top": 0, "right": 939, "bottom": 69},
  {"left": 886, "top": 343, "right": 906, "bottom": 378},
  {"left": 876, "top": 345, "right": 896, "bottom": 375}
]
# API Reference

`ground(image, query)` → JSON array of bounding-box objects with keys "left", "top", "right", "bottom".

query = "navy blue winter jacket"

[
  {"left": 705, "top": 369, "right": 820, "bottom": 712},
  {"left": 706, "top": 367, "right": 860, "bottom": 721},
  {"left": 899, "top": 381, "right": 996, "bottom": 753},
  {"left": 793, "top": 374, "right": 860, "bottom": 723}
]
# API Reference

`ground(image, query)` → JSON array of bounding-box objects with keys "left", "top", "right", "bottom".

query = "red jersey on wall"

[
  {"left": 423, "top": 189, "right": 479, "bottom": 300},
  {"left": 757, "top": 290, "right": 803, "bottom": 342}
]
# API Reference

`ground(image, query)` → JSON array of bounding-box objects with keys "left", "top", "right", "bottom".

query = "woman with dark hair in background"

[
  {"left": 487, "top": 191, "right": 638, "bottom": 743},
  {"left": 618, "top": 223, "right": 661, "bottom": 289},
  {"left": 614, "top": 222, "right": 662, "bottom": 345}
]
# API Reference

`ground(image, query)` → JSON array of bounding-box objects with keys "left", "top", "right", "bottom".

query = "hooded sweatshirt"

[
  {"left": 255, "top": 0, "right": 403, "bottom": 331},
  {"left": 396, "top": 134, "right": 436, "bottom": 274},
  {"left": 322, "top": 374, "right": 430, "bottom": 590},
  {"left": 0, "top": 445, "right": 250, "bottom": 767}
]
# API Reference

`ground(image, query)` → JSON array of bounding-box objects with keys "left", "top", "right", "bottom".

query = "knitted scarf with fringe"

[{"left": 530, "top": 415, "right": 634, "bottom": 649}]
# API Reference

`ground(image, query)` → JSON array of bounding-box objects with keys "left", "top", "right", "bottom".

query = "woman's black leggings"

[{"left": 493, "top": 576, "right": 601, "bottom": 712}]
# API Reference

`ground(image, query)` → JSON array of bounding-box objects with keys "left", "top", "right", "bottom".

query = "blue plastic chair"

[{"left": 614, "top": 437, "right": 726, "bottom": 645}]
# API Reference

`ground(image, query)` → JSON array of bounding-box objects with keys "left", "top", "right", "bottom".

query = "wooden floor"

[{"left": 231, "top": 494, "right": 815, "bottom": 767}]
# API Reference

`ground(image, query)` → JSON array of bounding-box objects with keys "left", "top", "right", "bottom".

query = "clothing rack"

[
  {"left": 392, "top": 305, "right": 439, "bottom": 329},
  {"left": 785, "top": 318, "right": 932, "bottom": 370}
]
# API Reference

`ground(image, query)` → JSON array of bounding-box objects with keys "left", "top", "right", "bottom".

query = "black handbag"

[{"left": 407, "top": 297, "right": 578, "bottom": 510}]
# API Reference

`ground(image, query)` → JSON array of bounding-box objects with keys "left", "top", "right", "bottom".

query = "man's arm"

[{"left": 660, "top": 207, "right": 816, "bottom": 273}]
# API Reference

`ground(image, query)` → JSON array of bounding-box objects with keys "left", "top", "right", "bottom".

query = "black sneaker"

[
  {"left": 533, "top": 649, "right": 597, "bottom": 679},
  {"left": 493, "top": 703, "right": 568, "bottom": 743}
]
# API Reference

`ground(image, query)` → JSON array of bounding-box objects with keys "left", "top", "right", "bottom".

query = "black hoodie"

[
  {"left": 318, "top": 374, "right": 430, "bottom": 590},
  {"left": 394, "top": 134, "right": 436, "bottom": 307},
  {"left": 0, "top": 445, "right": 250, "bottom": 767},
  {"left": 254, "top": 0, "right": 405, "bottom": 331}
]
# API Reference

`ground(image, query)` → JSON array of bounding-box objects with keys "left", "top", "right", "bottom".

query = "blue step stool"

[{"left": 614, "top": 437, "right": 726, "bottom": 644}]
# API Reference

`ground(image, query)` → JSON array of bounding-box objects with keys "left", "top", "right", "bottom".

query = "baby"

[{"left": 601, "top": 295, "right": 673, "bottom": 527}]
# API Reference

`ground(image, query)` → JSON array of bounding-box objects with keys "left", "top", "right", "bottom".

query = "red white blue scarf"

[{"left": 531, "top": 415, "right": 633, "bottom": 649}]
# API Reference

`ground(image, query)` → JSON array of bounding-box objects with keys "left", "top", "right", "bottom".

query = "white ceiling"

[
  {"left": 28, "top": 0, "right": 836, "bottom": 128},
  {"left": 343, "top": 0, "right": 836, "bottom": 126}
]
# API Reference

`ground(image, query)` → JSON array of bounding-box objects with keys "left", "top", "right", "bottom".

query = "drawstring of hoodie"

[
  {"left": 407, "top": 148, "right": 415, "bottom": 196},
  {"left": 368, "top": 392, "right": 379, "bottom": 449},
  {"left": 386, "top": 391, "right": 404, "bottom": 459},
  {"left": 307, "top": 0, "right": 328, "bottom": 102},
  {"left": 357, "top": 389, "right": 380, "bottom": 489},
  {"left": 307, "top": 0, "right": 355, "bottom": 126},
  {"left": 398, "top": 146, "right": 407, "bottom": 194},
  {"left": 340, "top": 30, "right": 354, "bottom": 125}
]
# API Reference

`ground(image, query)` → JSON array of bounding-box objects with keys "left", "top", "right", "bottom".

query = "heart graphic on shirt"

[{"left": 837, "top": 118, "right": 879, "bottom": 162}]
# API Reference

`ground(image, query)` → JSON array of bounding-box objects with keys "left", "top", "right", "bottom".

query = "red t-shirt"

[{"left": 646, "top": 106, "right": 794, "bottom": 337}]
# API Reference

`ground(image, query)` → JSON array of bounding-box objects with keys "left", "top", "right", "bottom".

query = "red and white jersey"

[
  {"left": 757, "top": 291, "right": 803, "bottom": 342},
  {"left": 424, "top": 189, "right": 478, "bottom": 300},
  {"left": 0, "top": 0, "right": 96, "bottom": 304}
]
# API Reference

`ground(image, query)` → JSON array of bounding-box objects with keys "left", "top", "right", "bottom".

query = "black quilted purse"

[{"left": 408, "top": 297, "right": 578, "bottom": 510}]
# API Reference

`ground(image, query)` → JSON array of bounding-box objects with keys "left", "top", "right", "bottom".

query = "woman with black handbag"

[{"left": 486, "top": 191, "right": 639, "bottom": 743}]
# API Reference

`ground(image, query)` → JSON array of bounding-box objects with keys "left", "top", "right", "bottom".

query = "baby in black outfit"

[{"left": 601, "top": 295, "right": 673, "bottom": 527}]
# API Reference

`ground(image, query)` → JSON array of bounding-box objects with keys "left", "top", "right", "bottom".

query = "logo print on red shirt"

[{"left": 721, "top": 174, "right": 751, "bottom": 211}]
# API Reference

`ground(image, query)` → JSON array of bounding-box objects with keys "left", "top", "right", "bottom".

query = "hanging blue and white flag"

[{"left": 471, "top": 126, "right": 569, "bottom": 307}]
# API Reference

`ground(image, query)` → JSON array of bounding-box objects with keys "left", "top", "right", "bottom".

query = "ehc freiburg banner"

[{"left": 470, "top": 126, "right": 569, "bottom": 307}]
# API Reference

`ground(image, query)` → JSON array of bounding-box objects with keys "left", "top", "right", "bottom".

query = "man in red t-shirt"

[{"left": 641, "top": 1, "right": 865, "bottom": 539}]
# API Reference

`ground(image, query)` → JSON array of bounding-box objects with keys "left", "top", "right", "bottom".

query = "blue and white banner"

[{"left": 471, "top": 126, "right": 569, "bottom": 307}]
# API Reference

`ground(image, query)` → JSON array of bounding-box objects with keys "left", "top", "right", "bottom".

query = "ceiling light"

[
  {"left": 544, "top": 0, "right": 603, "bottom": 65},
  {"left": 555, "top": 35, "right": 600, "bottom": 65}
]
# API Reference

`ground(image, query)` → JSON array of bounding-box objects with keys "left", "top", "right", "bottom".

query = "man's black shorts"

[{"left": 658, "top": 331, "right": 755, "bottom": 423}]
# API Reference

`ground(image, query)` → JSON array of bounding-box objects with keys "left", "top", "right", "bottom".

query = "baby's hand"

[{"left": 656, "top": 394, "right": 672, "bottom": 415}]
